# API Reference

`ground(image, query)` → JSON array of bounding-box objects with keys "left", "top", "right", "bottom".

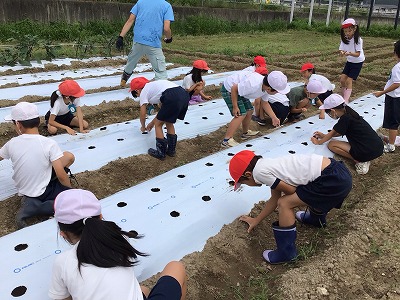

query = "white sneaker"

[
  {"left": 384, "top": 144, "right": 395, "bottom": 153},
  {"left": 221, "top": 138, "right": 239, "bottom": 147},
  {"left": 355, "top": 161, "right": 370, "bottom": 175},
  {"left": 241, "top": 130, "right": 260, "bottom": 140}
]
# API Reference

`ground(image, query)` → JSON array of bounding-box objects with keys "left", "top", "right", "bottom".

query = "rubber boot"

[
  {"left": 343, "top": 88, "right": 352, "bottom": 104},
  {"left": 263, "top": 222, "right": 297, "bottom": 264},
  {"left": 296, "top": 207, "right": 327, "bottom": 228},
  {"left": 120, "top": 71, "right": 132, "bottom": 87},
  {"left": 148, "top": 138, "right": 167, "bottom": 160},
  {"left": 166, "top": 133, "right": 178, "bottom": 157},
  {"left": 16, "top": 196, "right": 55, "bottom": 229}
]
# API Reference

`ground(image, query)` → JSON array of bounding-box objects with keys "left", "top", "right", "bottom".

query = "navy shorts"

[
  {"left": 269, "top": 102, "right": 290, "bottom": 124},
  {"left": 143, "top": 276, "right": 182, "bottom": 300},
  {"left": 157, "top": 87, "right": 190, "bottom": 123},
  {"left": 342, "top": 61, "right": 363, "bottom": 80},
  {"left": 45, "top": 111, "right": 75, "bottom": 126},
  {"left": 36, "top": 178, "right": 70, "bottom": 203},
  {"left": 383, "top": 95, "right": 400, "bottom": 130},
  {"left": 296, "top": 159, "right": 352, "bottom": 213}
]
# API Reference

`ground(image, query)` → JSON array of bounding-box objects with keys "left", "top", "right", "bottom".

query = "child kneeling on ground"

[{"left": 229, "top": 150, "right": 352, "bottom": 264}]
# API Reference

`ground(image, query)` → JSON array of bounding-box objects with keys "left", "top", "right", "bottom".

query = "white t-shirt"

[
  {"left": 139, "top": 80, "right": 177, "bottom": 106},
  {"left": 253, "top": 154, "right": 323, "bottom": 188},
  {"left": 242, "top": 65, "right": 256, "bottom": 72},
  {"left": 0, "top": 134, "right": 63, "bottom": 197},
  {"left": 50, "top": 97, "right": 81, "bottom": 116},
  {"left": 49, "top": 243, "right": 144, "bottom": 300},
  {"left": 223, "top": 71, "right": 266, "bottom": 99},
  {"left": 339, "top": 37, "right": 365, "bottom": 63},
  {"left": 182, "top": 74, "right": 196, "bottom": 90},
  {"left": 309, "top": 74, "right": 334, "bottom": 91},
  {"left": 262, "top": 92, "right": 289, "bottom": 107},
  {"left": 385, "top": 62, "right": 400, "bottom": 98}
]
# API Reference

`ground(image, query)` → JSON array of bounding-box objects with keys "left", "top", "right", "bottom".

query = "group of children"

[{"left": 1, "top": 16, "right": 400, "bottom": 298}]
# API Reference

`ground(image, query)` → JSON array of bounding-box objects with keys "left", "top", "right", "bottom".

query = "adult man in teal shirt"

[{"left": 116, "top": 0, "right": 174, "bottom": 86}]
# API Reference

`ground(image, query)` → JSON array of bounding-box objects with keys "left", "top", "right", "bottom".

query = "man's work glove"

[
  {"left": 116, "top": 36, "right": 124, "bottom": 50},
  {"left": 164, "top": 36, "right": 173, "bottom": 44}
]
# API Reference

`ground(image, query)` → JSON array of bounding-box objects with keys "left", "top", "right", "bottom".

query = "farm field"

[{"left": 0, "top": 30, "right": 399, "bottom": 299}]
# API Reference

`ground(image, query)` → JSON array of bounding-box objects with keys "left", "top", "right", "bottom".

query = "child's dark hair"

[
  {"left": 13, "top": 118, "right": 40, "bottom": 128},
  {"left": 131, "top": 90, "right": 138, "bottom": 98},
  {"left": 58, "top": 217, "right": 148, "bottom": 272},
  {"left": 50, "top": 91, "right": 76, "bottom": 108},
  {"left": 262, "top": 75, "right": 276, "bottom": 92},
  {"left": 394, "top": 40, "right": 400, "bottom": 57},
  {"left": 238, "top": 155, "right": 262, "bottom": 184},
  {"left": 327, "top": 103, "right": 360, "bottom": 120},
  {"left": 186, "top": 67, "right": 204, "bottom": 83},
  {"left": 306, "top": 68, "right": 316, "bottom": 74},
  {"left": 341, "top": 25, "right": 360, "bottom": 45}
]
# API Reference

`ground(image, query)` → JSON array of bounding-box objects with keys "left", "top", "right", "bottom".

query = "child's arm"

[
  {"left": 316, "top": 98, "right": 325, "bottom": 119},
  {"left": 230, "top": 84, "right": 241, "bottom": 117},
  {"left": 343, "top": 50, "right": 360, "bottom": 57},
  {"left": 48, "top": 114, "right": 76, "bottom": 135},
  {"left": 75, "top": 106, "right": 89, "bottom": 134},
  {"left": 139, "top": 104, "right": 148, "bottom": 132},
  {"left": 311, "top": 129, "right": 339, "bottom": 145},
  {"left": 52, "top": 159, "right": 71, "bottom": 188},
  {"left": 199, "top": 90, "right": 212, "bottom": 100},
  {"left": 261, "top": 101, "right": 280, "bottom": 127},
  {"left": 373, "top": 83, "right": 400, "bottom": 98}
]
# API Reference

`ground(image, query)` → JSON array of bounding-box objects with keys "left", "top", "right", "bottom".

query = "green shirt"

[{"left": 287, "top": 86, "right": 307, "bottom": 107}]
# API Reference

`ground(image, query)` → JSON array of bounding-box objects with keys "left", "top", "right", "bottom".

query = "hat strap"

[
  {"left": 83, "top": 217, "right": 91, "bottom": 225},
  {"left": 56, "top": 90, "right": 62, "bottom": 97}
]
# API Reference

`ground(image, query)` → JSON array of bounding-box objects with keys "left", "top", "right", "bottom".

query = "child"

[
  {"left": 286, "top": 84, "right": 309, "bottom": 122},
  {"left": 373, "top": 40, "right": 400, "bottom": 153},
  {"left": 229, "top": 150, "right": 352, "bottom": 264},
  {"left": 0, "top": 102, "right": 74, "bottom": 228},
  {"left": 311, "top": 94, "right": 383, "bottom": 175},
  {"left": 182, "top": 59, "right": 212, "bottom": 105},
  {"left": 306, "top": 79, "right": 328, "bottom": 119},
  {"left": 300, "top": 62, "right": 334, "bottom": 103},
  {"left": 243, "top": 55, "right": 267, "bottom": 72},
  {"left": 220, "top": 69, "right": 264, "bottom": 147},
  {"left": 339, "top": 18, "right": 365, "bottom": 103},
  {"left": 49, "top": 189, "right": 187, "bottom": 300},
  {"left": 259, "top": 71, "right": 291, "bottom": 126},
  {"left": 250, "top": 66, "right": 269, "bottom": 126},
  {"left": 129, "top": 77, "right": 190, "bottom": 159},
  {"left": 45, "top": 80, "right": 89, "bottom": 135}
]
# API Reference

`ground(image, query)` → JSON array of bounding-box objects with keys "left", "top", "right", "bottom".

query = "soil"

[{"left": 1, "top": 39, "right": 399, "bottom": 300}]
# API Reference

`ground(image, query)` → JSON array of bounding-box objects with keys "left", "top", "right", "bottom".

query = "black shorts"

[
  {"left": 296, "top": 159, "right": 352, "bottom": 213},
  {"left": 143, "top": 275, "right": 182, "bottom": 300},
  {"left": 269, "top": 102, "right": 290, "bottom": 124},
  {"left": 342, "top": 61, "right": 363, "bottom": 80},
  {"left": 45, "top": 111, "right": 75, "bottom": 126},
  {"left": 156, "top": 87, "right": 190, "bottom": 123},
  {"left": 36, "top": 178, "right": 70, "bottom": 203},
  {"left": 383, "top": 94, "right": 400, "bottom": 130}
]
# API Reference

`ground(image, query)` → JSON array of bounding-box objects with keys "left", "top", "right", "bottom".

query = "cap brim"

[
  {"left": 318, "top": 104, "right": 327, "bottom": 110},
  {"left": 233, "top": 182, "right": 241, "bottom": 191},
  {"left": 71, "top": 88, "right": 85, "bottom": 98},
  {"left": 277, "top": 85, "right": 291, "bottom": 95},
  {"left": 4, "top": 114, "right": 12, "bottom": 122}
]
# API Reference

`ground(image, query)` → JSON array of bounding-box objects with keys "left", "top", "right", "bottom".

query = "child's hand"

[
  {"left": 311, "top": 136, "right": 321, "bottom": 145},
  {"left": 232, "top": 107, "right": 241, "bottom": 118},
  {"left": 66, "top": 127, "right": 77, "bottom": 135},
  {"left": 239, "top": 215, "right": 259, "bottom": 233},
  {"left": 79, "top": 129, "right": 90, "bottom": 134},
  {"left": 146, "top": 121, "right": 154, "bottom": 132},
  {"left": 339, "top": 50, "right": 346, "bottom": 56},
  {"left": 319, "top": 113, "right": 325, "bottom": 119},
  {"left": 203, "top": 95, "right": 212, "bottom": 100},
  {"left": 140, "top": 126, "right": 147, "bottom": 133},
  {"left": 271, "top": 117, "right": 280, "bottom": 127},
  {"left": 301, "top": 107, "right": 307, "bottom": 112},
  {"left": 373, "top": 91, "right": 384, "bottom": 98},
  {"left": 313, "top": 131, "right": 324, "bottom": 139}
]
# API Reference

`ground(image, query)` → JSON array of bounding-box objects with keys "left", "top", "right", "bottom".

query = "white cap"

[
  {"left": 4, "top": 102, "right": 39, "bottom": 122},
  {"left": 267, "top": 71, "right": 290, "bottom": 94},
  {"left": 342, "top": 18, "right": 356, "bottom": 28},
  {"left": 307, "top": 80, "right": 327, "bottom": 94},
  {"left": 319, "top": 94, "right": 345, "bottom": 110}
]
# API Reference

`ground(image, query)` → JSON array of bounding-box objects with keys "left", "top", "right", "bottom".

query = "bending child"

[
  {"left": 45, "top": 80, "right": 89, "bottom": 135},
  {"left": 311, "top": 94, "right": 383, "bottom": 175},
  {"left": 229, "top": 150, "right": 352, "bottom": 264},
  {"left": 129, "top": 77, "right": 190, "bottom": 160},
  {"left": 0, "top": 102, "right": 74, "bottom": 228},
  {"left": 182, "top": 59, "right": 212, "bottom": 105},
  {"left": 49, "top": 188, "right": 187, "bottom": 300}
]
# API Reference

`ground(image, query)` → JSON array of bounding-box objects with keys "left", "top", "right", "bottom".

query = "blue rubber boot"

[
  {"left": 148, "top": 138, "right": 167, "bottom": 160},
  {"left": 263, "top": 222, "right": 297, "bottom": 264},
  {"left": 166, "top": 133, "right": 178, "bottom": 157},
  {"left": 295, "top": 207, "right": 327, "bottom": 228}
]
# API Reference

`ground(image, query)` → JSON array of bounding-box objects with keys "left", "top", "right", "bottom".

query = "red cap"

[
  {"left": 129, "top": 77, "right": 150, "bottom": 91},
  {"left": 253, "top": 56, "right": 266, "bottom": 67},
  {"left": 229, "top": 150, "right": 255, "bottom": 191},
  {"left": 58, "top": 80, "right": 85, "bottom": 98},
  {"left": 255, "top": 66, "right": 268, "bottom": 75},
  {"left": 300, "top": 62, "right": 314, "bottom": 72},
  {"left": 193, "top": 60, "right": 210, "bottom": 70}
]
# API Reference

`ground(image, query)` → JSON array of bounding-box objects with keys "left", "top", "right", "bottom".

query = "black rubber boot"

[
  {"left": 148, "top": 138, "right": 167, "bottom": 160},
  {"left": 166, "top": 133, "right": 178, "bottom": 157}
]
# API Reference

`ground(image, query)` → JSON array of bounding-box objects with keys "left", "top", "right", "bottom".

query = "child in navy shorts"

[
  {"left": 229, "top": 150, "right": 352, "bottom": 264},
  {"left": 129, "top": 77, "right": 190, "bottom": 160},
  {"left": 373, "top": 40, "right": 400, "bottom": 153}
]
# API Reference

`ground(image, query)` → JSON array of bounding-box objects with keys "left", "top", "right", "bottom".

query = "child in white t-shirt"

[
  {"left": 373, "top": 40, "right": 400, "bottom": 153},
  {"left": 0, "top": 102, "right": 74, "bottom": 228},
  {"left": 182, "top": 60, "right": 212, "bottom": 105},
  {"left": 129, "top": 77, "right": 190, "bottom": 160},
  {"left": 339, "top": 18, "right": 365, "bottom": 103},
  {"left": 45, "top": 80, "right": 89, "bottom": 135},
  {"left": 49, "top": 189, "right": 187, "bottom": 300},
  {"left": 229, "top": 150, "right": 352, "bottom": 264},
  {"left": 243, "top": 55, "right": 267, "bottom": 72}
]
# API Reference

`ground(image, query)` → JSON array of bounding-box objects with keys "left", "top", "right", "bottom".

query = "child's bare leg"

[
  {"left": 154, "top": 119, "right": 165, "bottom": 139},
  {"left": 70, "top": 117, "right": 89, "bottom": 129},
  {"left": 241, "top": 111, "right": 253, "bottom": 133},
  {"left": 327, "top": 140, "right": 354, "bottom": 161},
  {"left": 224, "top": 115, "right": 245, "bottom": 139},
  {"left": 277, "top": 193, "right": 307, "bottom": 227},
  {"left": 388, "top": 129, "right": 397, "bottom": 145},
  {"left": 165, "top": 122, "right": 175, "bottom": 135},
  {"left": 140, "top": 286, "right": 150, "bottom": 298},
  {"left": 339, "top": 74, "right": 347, "bottom": 89},
  {"left": 253, "top": 98, "right": 261, "bottom": 117},
  {"left": 160, "top": 261, "right": 187, "bottom": 300},
  {"left": 61, "top": 151, "right": 75, "bottom": 168}
]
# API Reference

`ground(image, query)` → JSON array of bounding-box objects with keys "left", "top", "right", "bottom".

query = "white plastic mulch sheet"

[{"left": 0, "top": 93, "right": 385, "bottom": 299}]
